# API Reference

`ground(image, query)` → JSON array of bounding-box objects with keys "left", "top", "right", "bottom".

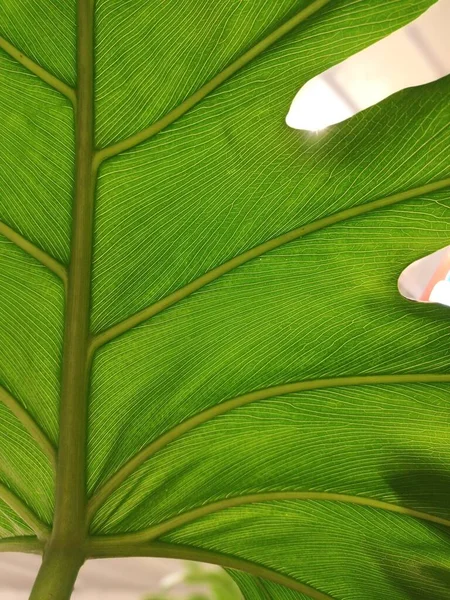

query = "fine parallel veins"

[
  {"left": 257, "top": 578, "right": 272, "bottom": 600},
  {"left": 87, "top": 372, "right": 450, "bottom": 521},
  {"left": 3, "top": 0, "right": 448, "bottom": 594},
  {"left": 0, "top": 220, "right": 68, "bottom": 286},
  {"left": 92, "top": 0, "right": 333, "bottom": 167},
  {"left": 0, "top": 36, "right": 76, "bottom": 105},
  {"left": 0, "top": 386, "right": 57, "bottom": 469},
  {"left": 90, "top": 176, "right": 450, "bottom": 353},
  {"left": 20, "top": 0, "right": 344, "bottom": 591},
  {"left": 0, "top": 483, "right": 49, "bottom": 540},
  {"left": 90, "top": 491, "right": 450, "bottom": 544},
  {"left": 87, "top": 541, "right": 336, "bottom": 600}
]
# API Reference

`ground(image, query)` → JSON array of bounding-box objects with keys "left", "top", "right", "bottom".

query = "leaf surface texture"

[{"left": 1, "top": 1, "right": 450, "bottom": 598}]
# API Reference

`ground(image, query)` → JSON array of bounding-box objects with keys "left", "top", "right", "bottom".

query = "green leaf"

[{"left": 1, "top": 0, "right": 450, "bottom": 598}]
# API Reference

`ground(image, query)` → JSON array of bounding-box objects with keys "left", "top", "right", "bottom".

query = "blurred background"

[
  {"left": 0, "top": 555, "right": 242, "bottom": 600},
  {"left": 1, "top": 0, "right": 449, "bottom": 597}
]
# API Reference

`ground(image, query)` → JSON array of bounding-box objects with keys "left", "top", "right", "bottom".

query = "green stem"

[
  {"left": 28, "top": 544, "right": 84, "bottom": 600},
  {"left": 53, "top": 0, "right": 94, "bottom": 546},
  {"left": 30, "top": 0, "right": 95, "bottom": 597}
]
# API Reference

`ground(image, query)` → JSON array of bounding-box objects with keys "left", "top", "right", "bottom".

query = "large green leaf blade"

[
  {"left": 92, "top": 0, "right": 446, "bottom": 332},
  {"left": 162, "top": 501, "right": 450, "bottom": 598},
  {"left": 1, "top": 0, "right": 450, "bottom": 598},
  {"left": 227, "top": 548, "right": 450, "bottom": 600},
  {"left": 88, "top": 75, "right": 450, "bottom": 500},
  {"left": 93, "top": 0, "right": 434, "bottom": 147}
]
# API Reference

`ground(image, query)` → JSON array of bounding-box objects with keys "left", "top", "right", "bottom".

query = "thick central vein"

[
  {"left": 28, "top": 1, "right": 96, "bottom": 596},
  {"left": 51, "top": 0, "right": 95, "bottom": 552}
]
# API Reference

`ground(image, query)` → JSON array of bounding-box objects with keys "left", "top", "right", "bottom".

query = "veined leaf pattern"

[{"left": 1, "top": 0, "right": 450, "bottom": 598}]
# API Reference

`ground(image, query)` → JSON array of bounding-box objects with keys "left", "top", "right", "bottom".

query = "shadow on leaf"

[
  {"left": 384, "top": 452, "right": 450, "bottom": 522},
  {"left": 376, "top": 452, "right": 450, "bottom": 599}
]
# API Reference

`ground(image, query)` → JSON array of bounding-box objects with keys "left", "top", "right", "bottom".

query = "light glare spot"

[{"left": 285, "top": 77, "right": 354, "bottom": 132}]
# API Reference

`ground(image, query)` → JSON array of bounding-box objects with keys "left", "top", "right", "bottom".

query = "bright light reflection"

[
  {"left": 285, "top": 77, "right": 354, "bottom": 132},
  {"left": 285, "top": 0, "right": 450, "bottom": 132}
]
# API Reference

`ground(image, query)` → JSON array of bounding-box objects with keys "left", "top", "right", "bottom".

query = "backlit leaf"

[{"left": 1, "top": 1, "right": 449, "bottom": 598}]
